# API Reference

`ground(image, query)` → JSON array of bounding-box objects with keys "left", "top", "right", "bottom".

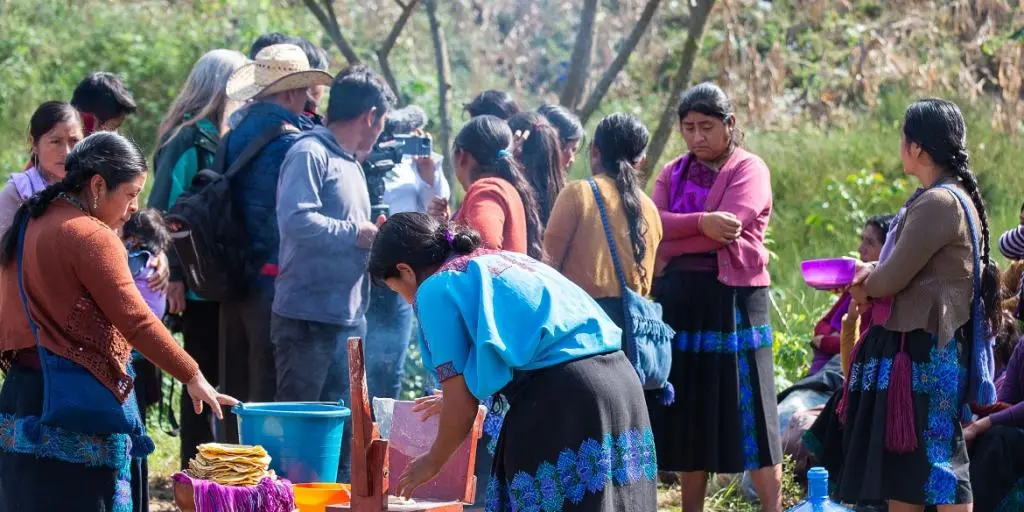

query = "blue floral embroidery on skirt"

[
  {"left": 995, "top": 477, "right": 1024, "bottom": 511},
  {"left": 673, "top": 324, "right": 772, "bottom": 353},
  {"left": 736, "top": 355, "right": 760, "bottom": 470},
  {"left": 487, "top": 428, "right": 657, "bottom": 512},
  {"left": 0, "top": 413, "right": 134, "bottom": 512},
  {"left": 912, "top": 343, "right": 961, "bottom": 505}
]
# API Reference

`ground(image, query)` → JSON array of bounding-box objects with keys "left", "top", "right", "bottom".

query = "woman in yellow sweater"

[{"left": 544, "top": 112, "right": 663, "bottom": 320}]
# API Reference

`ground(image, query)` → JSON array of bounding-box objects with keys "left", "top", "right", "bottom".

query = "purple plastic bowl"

[{"left": 800, "top": 258, "right": 857, "bottom": 290}]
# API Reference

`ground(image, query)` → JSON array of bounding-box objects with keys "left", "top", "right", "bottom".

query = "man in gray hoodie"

[{"left": 273, "top": 65, "right": 395, "bottom": 478}]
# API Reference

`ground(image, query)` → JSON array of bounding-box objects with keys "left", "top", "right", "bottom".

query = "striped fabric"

[{"left": 1000, "top": 226, "right": 1024, "bottom": 260}]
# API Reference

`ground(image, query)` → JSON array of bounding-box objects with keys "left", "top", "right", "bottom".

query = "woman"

[
  {"left": 0, "top": 101, "right": 84, "bottom": 234},
  {"left": 368, "top": 213, "right": 657, "bottom": 511},
  {"left": 650, "top": 82, "right": 782, "bottom": 511},
  {"left": 545, "top": 113, "right": 663, "bottom": 319},
  {"left": 0, "top": 132, "right": 235, "bottom": 512},
  {"left": 450, "top": 115, "right": 544, "bottom": 260},
  {"left": 808, "top": 214, "right": 895, "bottom": 376},
  {"left": 464, "top": 90, "right": 521, "bottom": 120},
  {"left": 507, "top": 112, "right": 565, "bottom": 226},
  {"left": 538, "top": 103, "right": 584, "bottom": 173},
  {"left": 816, "top": 99, "right": 999, "bottom": 511},
  {"left": 148, "top": 48, "right": 247, "bottom": 468}
]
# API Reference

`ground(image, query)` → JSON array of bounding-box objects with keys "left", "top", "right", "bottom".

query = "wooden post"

[{"left": 348, "top": 337, "right": 389, "bottom": 511}]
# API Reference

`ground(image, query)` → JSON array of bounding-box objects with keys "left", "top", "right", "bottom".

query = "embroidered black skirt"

[
  {"left": 486, "top": 351, "right": 657, "bottom": 512},
  {"left": 968, "top": 424, "right": 1024, "bottom": 511},
  {"left": 804, "top": 327, "right": 972, "bottom": 506},
  {"left": 647, "top": 265, "right": 782, "bottom": 473}
]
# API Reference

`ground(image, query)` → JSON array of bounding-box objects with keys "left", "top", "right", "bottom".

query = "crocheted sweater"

[{"left": 0, "top": 201, "right": 199, "bottom": 400}]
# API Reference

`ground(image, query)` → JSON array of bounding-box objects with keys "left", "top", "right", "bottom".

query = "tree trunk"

[
  {"left": 425, "top": 0, "right": 455, "bottom": 192},
  {"left": 642, "top": 0, "right": 716, "bottom": 185},
  {"left": 559, "top": 0, "right": 599, "bottom": 109},
  {"left": 376, "top": 0, "right": 421, "bottom": 102},
  {"left": 578, "top": 0, "right": 663, "bottom": 124},
  {"left": 303, "top": 0, "right": 361, "bottom": 65}
]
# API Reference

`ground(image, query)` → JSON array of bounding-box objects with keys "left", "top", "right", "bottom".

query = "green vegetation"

[{"left": 2, "top": 0, "right": 1022, "bottom": 509}]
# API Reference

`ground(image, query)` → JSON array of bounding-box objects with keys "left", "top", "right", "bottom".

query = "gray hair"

[{"left": 157, "top": 49, "right": 248, "bottom": 148}]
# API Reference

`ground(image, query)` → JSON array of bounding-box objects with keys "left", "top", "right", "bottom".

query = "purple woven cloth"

[{"left": 171, "top": 473, "right": 295, "bottom": 512}]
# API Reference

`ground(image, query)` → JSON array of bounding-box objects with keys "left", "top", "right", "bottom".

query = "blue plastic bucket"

[{"left": 233, "top": 401, "right": 351, "bottom": 484}]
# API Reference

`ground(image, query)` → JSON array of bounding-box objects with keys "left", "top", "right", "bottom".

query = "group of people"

[{"left": 0, "top": 27, "right": 1015, "bottom": 512}]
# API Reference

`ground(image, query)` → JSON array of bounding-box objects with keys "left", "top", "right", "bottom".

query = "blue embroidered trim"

[
  {"left": 673, "top": 324, "right": 773, "bottom": 353},
  {"left": 0, "top": 413, "right": 134, "bottom": 512},
  {"left": 484, "top": 427, "right": 657, "bottom": 512},
  {"left": 736, "top": 354, "right": 760, "bottom": 470},
  {"left": 482, "top": 405, "right": 505, "bottom": 456},
  {"left": 434, "top": 361, "right": 460, "bottom": 382},
  {"left": 995, "top": 477, "right": 1024, "bottom": 511},
  {"left": 913, "top": 343, "right": 961, "bottom": 505}
]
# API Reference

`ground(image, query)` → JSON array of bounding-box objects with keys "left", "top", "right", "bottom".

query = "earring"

[{"left": 92, "top": 196, "right": 98, "bottom": 210}]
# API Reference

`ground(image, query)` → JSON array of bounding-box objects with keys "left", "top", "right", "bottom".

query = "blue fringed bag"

[
  {"left": 588, "top": 178, "right": 676, "bottom": 404},
  {"left": 16, "top": 217, "right": 147, "bottom": 441}
]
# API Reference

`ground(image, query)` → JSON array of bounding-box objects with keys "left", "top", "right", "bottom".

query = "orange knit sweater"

[
  {"left": 453, "top": 177, "right": 527, "bottom": 254},
  {"left": 0, "top": 201, "right": 199, "bottom": 401}
]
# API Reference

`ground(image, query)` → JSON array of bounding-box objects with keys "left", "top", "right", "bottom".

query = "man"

[
  {"left": 274, "top": 64, "right": 395, "bottom": 480},
  {"left": 229, "top": 33, "right": 329, "bottom": 129},
  {"left": 70, "top": 71, "right": 137, "bottom": 135},
  {"left": 219, "top": 43, "right": 332, "bottom": 442}
]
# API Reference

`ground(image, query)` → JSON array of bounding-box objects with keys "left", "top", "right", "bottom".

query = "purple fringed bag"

[{"left": 172, "top": 473, "right": 295, "bottom": 512}]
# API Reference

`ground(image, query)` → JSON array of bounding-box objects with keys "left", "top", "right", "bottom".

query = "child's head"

[
  {"left": 859, "top": 214, "right": 896, "bottom": 263},
  {"left": 122, "top": 208, "right": 171, "bottom": 255},
  {"left": 994, "top": 311, "right": 1020, "bottom": 372},
  {"left": 71, "top": 72, "right": 137, "bottom": 134}
]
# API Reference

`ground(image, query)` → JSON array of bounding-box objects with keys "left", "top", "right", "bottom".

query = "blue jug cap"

[{"left": 808, "top": 466, "right": 829, "bottom": 500}]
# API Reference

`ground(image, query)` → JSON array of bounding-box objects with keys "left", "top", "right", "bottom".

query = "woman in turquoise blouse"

[{"left": 369, "top": 212, "right": 656, "bottom": 511}]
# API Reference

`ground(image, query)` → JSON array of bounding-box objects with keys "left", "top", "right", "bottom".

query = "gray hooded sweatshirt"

[{"left": 274, "top": 126, "right": 370, "bottom": 326}]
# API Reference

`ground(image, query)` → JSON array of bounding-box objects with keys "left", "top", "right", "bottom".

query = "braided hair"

[
  {"left": 593, "top": 113, "right": 651, "bottom": 283},
  {"left": 507, "top": 112, "right": 565, "bottom": 226},
  {"left": 1, "top": 132, "right": 148, "bottom": 265},
  {"left": 903, "top": 98, "right": 1001, "bottom": 330},
  {"left": 454, "top": 115, "right": 545, "bottom": 261}
]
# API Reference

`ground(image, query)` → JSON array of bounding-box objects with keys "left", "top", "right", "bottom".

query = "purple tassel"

[
  {"left": 172, "top": 473, "right": 295, "bottom": 512},
  {"left": 885, "top": 334, "right": 918, "bottom": 454},
  {"left": 659, "top": 383, "right": 675, "bottom": 406}
]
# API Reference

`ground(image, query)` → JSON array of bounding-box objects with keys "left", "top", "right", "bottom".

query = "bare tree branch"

[
  {"left": 303, "top": 0, "right": 361, "bottom": 65},
  {"left": 377, "top": 0, "right": 421, "bottom": 100},
  {"left": 578, "top": 0, "right": 663, "bottom": 124},
  {"left": 643, "top": 0, "right": 717, "bottom": 184},
  {"left": 426, "top": 0, "right": 455, "bottom": 190},
  {"left": 559, "top": 0, "right": 599, "bottom": 109}
]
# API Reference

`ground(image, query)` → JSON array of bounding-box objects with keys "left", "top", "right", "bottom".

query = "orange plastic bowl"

[{"left": 293, "top": 483, "right": 351, "bottom": 512}]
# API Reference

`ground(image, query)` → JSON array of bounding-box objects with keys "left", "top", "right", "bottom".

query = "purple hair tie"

[{"left": 444, "top": 231, "right": 455, "bottom": 246}]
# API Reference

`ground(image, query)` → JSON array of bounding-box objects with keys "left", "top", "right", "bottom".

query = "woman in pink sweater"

[{"left": 649, "top": 83, "right": 782, "bottom": 511}]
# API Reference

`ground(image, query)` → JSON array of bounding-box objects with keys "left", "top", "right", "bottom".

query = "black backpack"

[{"left": 164, "top": 123, "right": 298, "bottom": 301}]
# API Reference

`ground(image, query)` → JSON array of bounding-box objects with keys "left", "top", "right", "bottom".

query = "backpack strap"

[
  {"left": 587, "top": 178, "right": 638, "bottom": 365},
  {"left": 220, "top": 123, "right": 300, "bottom": 180}
]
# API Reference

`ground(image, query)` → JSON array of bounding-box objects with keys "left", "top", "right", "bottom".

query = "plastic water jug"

[{"left": 786, "top": 467, "right": 852, "bottom": 511}]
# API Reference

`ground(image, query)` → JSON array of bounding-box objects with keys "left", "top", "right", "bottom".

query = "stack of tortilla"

[{"left": 186, "top": 443, "right": 273, "bottom": 487}]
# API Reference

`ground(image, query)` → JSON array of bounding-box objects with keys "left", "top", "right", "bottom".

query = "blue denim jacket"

[{"left": 224, "top": 102, "right": 313, "bottom": 291}]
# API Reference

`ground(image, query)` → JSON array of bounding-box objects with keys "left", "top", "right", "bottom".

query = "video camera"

[{"left": 362, "top": 105, "right": 433, "bottom": 219}]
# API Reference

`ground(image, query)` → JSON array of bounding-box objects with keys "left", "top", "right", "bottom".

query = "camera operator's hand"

[
  {"left": 413, "top": 130, "right": 436, "bottom": 185},
  {"left": 356, "top": 221, "right": 379, "bottom": 249}
]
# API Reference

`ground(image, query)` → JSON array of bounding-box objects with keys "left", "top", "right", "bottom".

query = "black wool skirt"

[
  {"left": 804, "top": 327, "right": 972, "bottom": 506},
  {"left": 647, "top": 266, "right": 781, "bottom": 473},
  {"left": 967, "top": 424, "right": 1024, "bottom": 511},
  {"left": 485, "top": 351, "right": 657, "bottom": 512}
]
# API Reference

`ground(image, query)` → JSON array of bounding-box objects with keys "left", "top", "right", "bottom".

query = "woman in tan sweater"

[
  {"left": 544, "top": 113, "right": 663, "bottom": 305},
  {"left": 0, "top": 132, "right": 234, "bottom": 512},
  {"left": 806, "top": 100, "right": 1000, "bottom": 512}
]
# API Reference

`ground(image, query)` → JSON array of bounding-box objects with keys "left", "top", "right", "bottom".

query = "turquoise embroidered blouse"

[{"left": 414, "top": 250, "right": 622, "bottom": 400}]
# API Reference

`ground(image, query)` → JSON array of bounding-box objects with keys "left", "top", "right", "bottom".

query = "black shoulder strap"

[{"left": 221, "top": 123, "right": 301, "bottom": 180}]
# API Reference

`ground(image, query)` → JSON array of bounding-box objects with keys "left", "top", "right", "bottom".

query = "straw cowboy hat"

[{"left": 226, "top": 44, "right": 333, "bottom": 102}]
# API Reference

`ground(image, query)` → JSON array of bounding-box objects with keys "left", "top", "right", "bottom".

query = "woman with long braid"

[
  {"left": 449, "top": 115, "right": 545, "bottom": 260},
  {"left": 808, "top": 99, "right": 1000, "bottom": 511},
  {"left": 507, "top": 112, "right": 565, "bottom": 227},
  {"left": 544, "top": 113, "right": 663, "bottom": 322}
]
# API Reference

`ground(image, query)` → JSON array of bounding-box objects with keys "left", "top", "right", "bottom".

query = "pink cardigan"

[{"left": 652, "top": 148, "right": 772, "bottom": 287}]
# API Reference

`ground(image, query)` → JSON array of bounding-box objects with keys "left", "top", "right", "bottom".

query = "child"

[
  {"left": 122, "top": 208, "right": 171, "bottom": 320},
  {"left": 70, "top": 71, "right": 137, "bottom": 135}
]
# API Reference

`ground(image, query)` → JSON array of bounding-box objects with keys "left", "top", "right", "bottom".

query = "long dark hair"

[
  {"left": 29, "top": 101, "right": 82, "bottom": 166},
  {"left": 866, "top": 213, "right": 896, "bottom": 244},
  {"left": 538, "top": 103, "right": 584, "bottom": 146},
  {"left": 1, "top": 132, "right": 148, "bottom": 265},
  {"left": 903, "top": 98, "right": 1000, "bottom": 329},
  {"left": 464, "top": 90, "right": 520, "bottom": 120},
  {"left": 454, "top": 116, "right": 545, "bottom": 260},
  {"left": 369, "top": 212, "right": 482, "bottom": 285},
  {"left": 593, "top": 113, "right": 651, "bottom": 282},
  {"left": 677, "top": 82, "right": 744, "bottom": 149},
  {"left": 507, "top": 112, "right": 564, "bottom": 226}
]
